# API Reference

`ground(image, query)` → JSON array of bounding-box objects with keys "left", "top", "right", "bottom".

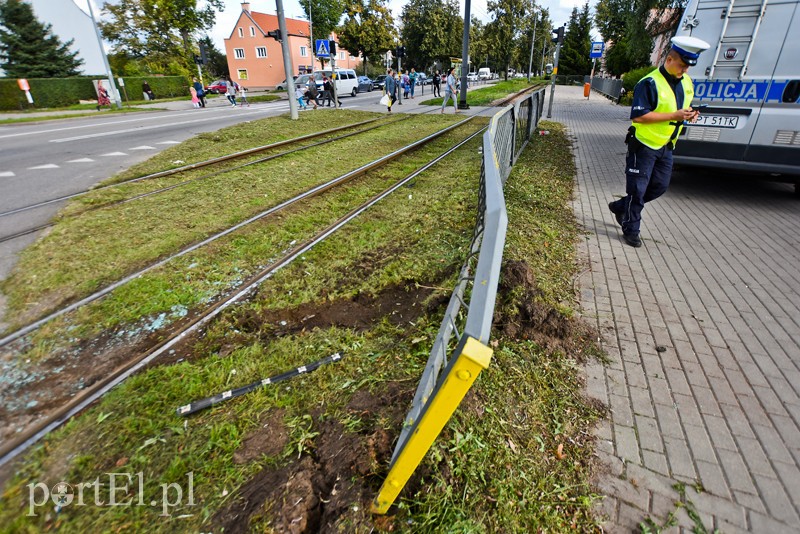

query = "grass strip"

[{"left": 420, "top": 79, "right": 548, "bottom": 107}]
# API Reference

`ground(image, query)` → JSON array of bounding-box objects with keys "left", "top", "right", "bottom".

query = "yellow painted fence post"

[{"left": 371, "top": 336, "right": 493, "bottom": 514}]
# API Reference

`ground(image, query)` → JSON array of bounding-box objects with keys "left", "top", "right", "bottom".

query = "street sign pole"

[{"left": 277, "top": 0, "right": 299, "bottom": 120}]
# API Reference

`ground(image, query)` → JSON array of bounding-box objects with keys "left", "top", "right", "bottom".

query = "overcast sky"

[{"left": 78, "top": 0, "right": 589, "bottom": 52}]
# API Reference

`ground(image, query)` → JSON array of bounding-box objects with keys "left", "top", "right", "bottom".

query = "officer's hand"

[{"left": 673, "top": 108, "right": 696, "bottom": 121}]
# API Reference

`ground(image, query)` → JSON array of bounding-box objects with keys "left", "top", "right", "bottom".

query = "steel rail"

[
  {"left": 0, "top": 116, "right": 473, "bottom": 348},
  {"left": 0, "top": 122, "right": 486, "bottom": 468}
]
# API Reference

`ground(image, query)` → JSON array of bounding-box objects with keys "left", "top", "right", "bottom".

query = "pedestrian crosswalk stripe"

[
  {"left": 29, "top": 164, "right": 59, "bottom": 169},
  {"left": 100, "top": 152, "right": 128, "bottom": 156},
  {"left": 67, "top": 158, "right": 94, "bottom": 163},
  {"left": 0, "top": 171, "right": 15, "bottom": 177}
]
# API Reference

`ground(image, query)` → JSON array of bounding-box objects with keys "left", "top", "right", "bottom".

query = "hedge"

[{"left": 0, "top": 76, "right": 190, "bottom": 110}]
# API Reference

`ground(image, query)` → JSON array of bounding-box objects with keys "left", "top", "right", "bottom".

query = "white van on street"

[{"left": 319, "top": 68, "right": 360, "bottom": 97}]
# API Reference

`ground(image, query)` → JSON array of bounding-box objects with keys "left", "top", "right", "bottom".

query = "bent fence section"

[{"left": 372, "top": 87, "right": 547, "bottom": 514}]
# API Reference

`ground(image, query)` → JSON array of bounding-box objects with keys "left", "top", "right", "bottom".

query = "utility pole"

[
  {"left": 397, "top": 49, "right": 403, "bottom": 105},
  {"left": 546, "top": 25, "right": 564, "bottom": 119},
  {"left": 458, "top": 0, "right": 472, "bottom": 109},
  {"left": 308, "top": 0, "right": 314, "bottom": 72},
  {"left": 86, "top": 0, "right": 121, "bottom": 109},
  {"left": 527, "top": 2, "right": 537, "bottom": 82},
  {"left": 276, "top": 0, "right": 298, "bottom": 119}
]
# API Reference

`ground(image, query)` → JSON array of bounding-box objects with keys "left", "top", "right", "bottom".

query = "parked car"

[
  {"left": 373, "top": 75, "right": 387, "bottom": 90},
  {"left": 357, "top": 76, "right": 374, "bottom": 92},
  {"left": 204, "top": 80, "right": 228, "bottom": 94},
  {"left": 275, "top": 76, "right": 298, "bottom": 91},
  {"left": 466, "top": 72, "right": 479, "bottom": 82},
  {"left": 415, "top": 73, "right": 429, "bottom": 85}
]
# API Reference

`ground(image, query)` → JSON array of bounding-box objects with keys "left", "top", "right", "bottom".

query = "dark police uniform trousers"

[{"left": 610, "top": 139, "right": 674, "bottom": 237}]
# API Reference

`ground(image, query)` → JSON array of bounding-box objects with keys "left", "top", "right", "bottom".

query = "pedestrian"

[
  {"left": 432, "top": 70, "right": 441, "bottom": 98},
  {"left": 384, "top": 68, "right": 397, "bottom": 113},
  {"left": 324, "top": 76, "right": 342, "bottom": 107},
  {"left": 142, "top": 81, "right": 155, "bottom": 100},
  {"left": 96, "top": 84, "right": 110, "bottom": 110},
  {"left": 305, "top": 75, "right": 319, "bottom": 109},
  {"left": 402, "top": 71, "right": 410, "bottom": 99},
  {"left": 238, "top": 84, "right": 250, "bottom": 106},
  {"left": 192, "top": 77, "right": 206, "bottom": 108},
  {"left": 608, "top": 36, "right": 710, "bottom": 248},
  {"left": 441, "top": 67, "right": 459, "bottom": 114},
  {"left": 190, "top": 85, "right": 200, "bottom": 108},
  {"left": 225, "top": 79, "right": 237, "bottom": 106},
  {"left": 295, "top": 85, "right": 308, "bottom": 110},
  {"left": 409, "top": 68, "right": 418, "bottom": 99}
]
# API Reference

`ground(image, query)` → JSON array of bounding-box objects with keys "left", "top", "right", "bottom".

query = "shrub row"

[{"left": 0, "top": 76, "right": 190, "bottom": 110}]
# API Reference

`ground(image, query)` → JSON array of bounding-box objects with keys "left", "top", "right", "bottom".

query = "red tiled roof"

[{"left": 249, "top": 12, "right": 310, "bottom": 38}]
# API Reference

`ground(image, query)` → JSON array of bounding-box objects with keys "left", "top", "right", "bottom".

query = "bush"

[
  {"left": 0, "top": 77, "right": 96, "bottom": 110},
  {"left": 0, "top": 75, "right": 189, "bottom": 110},
  {"left": 621, "top": 65, "right": 657, "bottom": 95},
  {"left": 122, "top": 76, "right": 189, "bottom": 99}
]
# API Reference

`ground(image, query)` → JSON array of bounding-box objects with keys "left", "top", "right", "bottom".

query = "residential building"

[{"left": 224, "top": 2, "right": 362, "bottom": 89}]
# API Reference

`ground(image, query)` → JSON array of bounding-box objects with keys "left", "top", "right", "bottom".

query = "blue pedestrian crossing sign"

[{"left": 315, "top": 39, "right": 330, "bottom": 58}]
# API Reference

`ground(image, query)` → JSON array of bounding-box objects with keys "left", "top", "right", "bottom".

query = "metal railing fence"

[
  {"left": 372, "top": 87, "right": 547, "bottom": 514},
  {"left": 584, "top": 75, "right": 624, "bottom": 102}
]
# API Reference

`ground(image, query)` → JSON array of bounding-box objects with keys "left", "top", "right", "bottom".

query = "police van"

[{"left": 672, "top": 0, "right": 800, "bottom": 186}]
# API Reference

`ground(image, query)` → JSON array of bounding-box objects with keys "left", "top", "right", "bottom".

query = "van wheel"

[{"left": 351, "top": 88, "right": 357, "bottom": 97}]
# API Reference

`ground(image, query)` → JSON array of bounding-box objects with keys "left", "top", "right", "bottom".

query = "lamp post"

[
  {"left": 308, "top": 1, "right": 314, "bottom": 72},
  {"left": 86, "top": 0, "right": 121, "bottom": 109},
  {"left": 527, "top": 2, "right": 537, "bottom": 82}
]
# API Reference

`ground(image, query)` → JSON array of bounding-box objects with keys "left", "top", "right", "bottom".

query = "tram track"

[
  {"left": 0, "top": 116, "right": 414, "bottom": 245},
  {"left": 0, "top": 114, "right": 472, "bottom": 348},
  {"left": 0, "top": 122, "right": 486, "bottom": 468}
]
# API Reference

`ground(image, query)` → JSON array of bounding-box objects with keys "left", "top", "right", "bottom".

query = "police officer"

[{"left": 608, "top": 36, "right": 710, "bottom": 247}]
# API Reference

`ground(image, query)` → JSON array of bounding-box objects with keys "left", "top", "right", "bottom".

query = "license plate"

[{"left": 692, "top": 114, "right": 739, "bottom": 128}]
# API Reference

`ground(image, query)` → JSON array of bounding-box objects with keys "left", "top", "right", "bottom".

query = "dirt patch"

[
  {"left": 213, "top": 383, "right": 412, "bottom": 533},
  {"left": 234, "top": 408, "right": 291, "bottom": 465},
  {"left": 230, "top": 282, "right": 447, "bottom": 339},
  {"left": 494, "top": 260, "right": 595, "bottom": 359}
]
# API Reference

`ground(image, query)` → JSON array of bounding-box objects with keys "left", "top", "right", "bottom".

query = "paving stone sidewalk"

[{"left": 549, "top": 85, "right": 800, "bottom": 532}]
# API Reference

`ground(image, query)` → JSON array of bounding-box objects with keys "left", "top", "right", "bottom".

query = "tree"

[
  {"left": 485, "top": 0, "right": 527, "bottom": 79},
  {"left": 0, "top": 0, "right": 83, "bottom": 77},
  {"left": 99, "top": 0, "right": 222, "bottom": 74},
  {"left": 337, "top": 0, "right": 397, "bottom": 73},
  {"left": 302, "top": 0, "right": 343, "bottom": 69},
  {"left": 400, "top": 0, "right": 462, "bottom": 71},
  {"left": 558, "top": 2, "right": 592, "bottom": 75},
  {"left": 595, "top": 0, "right": 684, "bottom": 75}
]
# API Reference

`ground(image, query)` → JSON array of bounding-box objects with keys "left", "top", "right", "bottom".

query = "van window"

[{"left": 347, "top": 72, "right": 356, "bottom": 80}]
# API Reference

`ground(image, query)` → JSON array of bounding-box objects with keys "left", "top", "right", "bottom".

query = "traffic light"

[
  {"left": 396, "top": 46, "right": 406, "bottom": 58},
  {"left": 199, "top": 42, "right": 208, "bottom": 64},
  {"left": 551, "top": 26, "right": 564, "bottom": 44},
  {"left": 193, "top": 54, "right": 202, "bottom": 65},
  {"left": 330, "top": 41, "right": 336, "bottom": 54},
  {"left": 267, "top": 29, "right": 282, "bottom": 41}
]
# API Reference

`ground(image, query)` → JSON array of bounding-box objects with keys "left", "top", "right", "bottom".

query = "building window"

[
  {"left": 339, "top": 51, "right": 345, "bottom": 60},
  {"left": 300, "top": 46, "right": 307, "bottom": 57},
  {"left": 256, "top": 46, "right": 267, "bottom": 58},
  {"left": 238, "top": 69, "right": 248, "bottom": 80},
  {"left": 234, "top": 48, "right": 245, "bottom": 59},
  {"left": 250, "top": 26, "right": 255, "bottom": 37},
  {"left": 238, "top": 27, "right": 243, "bottom": 37}
]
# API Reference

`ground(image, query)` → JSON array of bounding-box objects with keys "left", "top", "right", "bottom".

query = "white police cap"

[{"left": 670, "top": 36, "right": 710, "bottom": 65}]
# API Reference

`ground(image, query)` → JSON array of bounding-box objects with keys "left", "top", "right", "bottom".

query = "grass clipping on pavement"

[{"left": 0, "top": 118, "right": 605, "bottom": 532}]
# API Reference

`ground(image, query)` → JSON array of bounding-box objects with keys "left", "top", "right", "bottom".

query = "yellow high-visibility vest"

[{"left": 632, "top": 69, "right": 694, "bottom": 150}]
